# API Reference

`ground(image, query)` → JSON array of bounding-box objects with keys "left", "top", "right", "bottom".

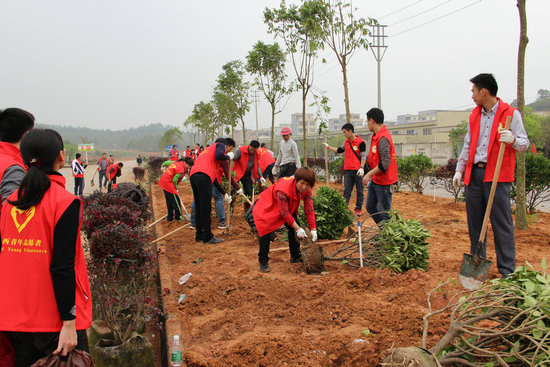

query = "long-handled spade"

[
  {"left": 459, "top": 116, "right": 512, "bottom": 290},
  {"left": 90, "top": 169, "right": 98, "bottom": 187}
]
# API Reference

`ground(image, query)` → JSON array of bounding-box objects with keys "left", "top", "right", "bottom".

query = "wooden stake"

[
  {"left": 239, "top": 192, "right": 253, "bottom": 206},
  {"left": 152, "top": 223, "right": 190, "bottom": 244},
  {"left": 324, "top": 135, "right": 329, "bottom": 187},
  {"left": 147, "top": 214, "right": 168, "bottom": 229},
  {"left": 226, "top": 160, "right": 233, "bottom": 234}
]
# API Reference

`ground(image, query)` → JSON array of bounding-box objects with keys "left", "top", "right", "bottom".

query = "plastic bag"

[{"left": 30, "top": 349, "right": 95, "bottom": 367}]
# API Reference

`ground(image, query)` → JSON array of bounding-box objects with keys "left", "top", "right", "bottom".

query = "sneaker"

[
  {"left": 217, "top": 222, "right": 233, "bottom": 229},
  {"left": 290, "top": 256, "right": 303, "bottom": 263},
  {"left": 190, "top": 225, "right": 196, "bottom": 229},
  {"left": 259, "top": 264, "right": 271, "bottom": 272},
  {"left": 354, "top": 208, "right": 362, "bottom": 216},
  {"left": 204, "top": 237, "right": 224, "bottom": 244}
]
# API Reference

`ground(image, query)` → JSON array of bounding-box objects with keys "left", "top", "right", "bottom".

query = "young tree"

[
  {"left": 246, "top": 41, "right": 293, "bottom": 150},
  {"left": 318, "top": 0, "right": 375, "bottom": 123},
  {"left": 515, "top": 0, "right": 529, "bottom": 230},
  {"left": 185, "top": 101, "right": 217, "bottom": 145},
  {"left": 265, "top": 0, "right": 328, "bottom": 165},
  {"left": 215, "top": 60, "right": 251, "bottom": 143},
  {"left": 158, "top": 127, "right": 183, "bottom": 151},
  {"left": 213, "top": 91, "right": 239, "bottom": 138},
  {"left": 448, "top": 122, "right": 468, "bottom": 158}
]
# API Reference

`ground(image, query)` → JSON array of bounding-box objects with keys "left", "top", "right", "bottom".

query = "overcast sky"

[{"left": 1, "top": 0, "right": 549, "bottom": 132}]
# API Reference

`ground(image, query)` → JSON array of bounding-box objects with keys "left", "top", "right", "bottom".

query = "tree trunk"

[
  {"left": 241, "top": 117, "right": 246, "bottom": 144},
  {"left": 342, "top": 61, "right": 351, "bottom": 124},
  {"left": 302, "top": 87, "right": 307, "bottom": 167},
  {"left": 271, "top": 101, "right": 276, "bottom": 151},
  {"left": 515, "top": 0, "right": 529, "bottom": 230}
]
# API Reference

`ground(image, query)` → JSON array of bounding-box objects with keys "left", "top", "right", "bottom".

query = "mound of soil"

[{"left": 151, "top": 181, "right": 549, "bottom": 366}]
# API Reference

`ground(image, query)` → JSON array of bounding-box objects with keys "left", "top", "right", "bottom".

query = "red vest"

[
  {"left": 0, "top": 143, "right": 25, "bottom": 213},
  {"left": 464, "top": 99, "right": 517, "bottom": 185},
  {"left": 232, "top": 146, "right": 260, "bottom": 183},
  {"left": 367, "top": 126, "right": 398, "bottom": 185},
  {"left": 185, "top": 149, "right": 191, "bottom": 158},
  {"left": 169, "top": 148, "right": 179, "bottom": 161},
  {"left": 252, "top": 177, "right": 310, "bottom": 237},
  {"left": 107, "top": 163, "right": 119, "bottom": 180},
  {"left": 0, "top": 175, "right": 92, "bottom": 332},
  {"left": 257, "top": 147, "right": 276, "bottom": 172},
  {"left": 190, "top": 143, "right": 223, "bottom": 183},
  {"left": 344, "top": 136, "right": 364, "bottom": 170},
  {"left": 157, "top": 161, "right": 186, "bottom": 194}
]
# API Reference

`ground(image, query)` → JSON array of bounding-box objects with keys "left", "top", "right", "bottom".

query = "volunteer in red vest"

[
  {"left": 0, "top": 107, "right": 35, "bottom": 366},
  {"left": 362, "top": 108, "right": 398, "bottom": 225},
  {"left": 169, "top": 145, "right": 179, "bottom": 161},
  {"left": 258, "top": 143, "right": 276, "bottom": 185},
  {"left": 184, "top": 146, "right": 191, "bottom": 158},
  {"left": 0, "top": 129, "right": 92, "bottom": 366},
  {"left": 232, "top": 140, "right": 264, "bottom": 211},
  {"left": 71, "top": 153, "right": 87, "bottom": 197},
  {"left": 97, "top": 152, "right": 109, "bottom": 190},
  {"left": 189, "top": 138, "right": 234, "bottom": 244},
  {"left": 158, "top": 157, "right": 194, "bottom": 222},
  {"left": 107, "top": 162, "right": 123, "bottom": 193},
  {"left": 323, "top": 123, "right": 366, "bottom": 216},
  {"left": 453, "top": 73, "right": 529, "bottom": 278},
  {"left": 247, "top": 167, "right": 317, "bottom": 273}
]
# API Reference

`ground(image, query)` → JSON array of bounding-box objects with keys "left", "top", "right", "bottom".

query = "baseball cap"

[{"left": 280, "top": 127, "right": 292, "bottom": 136}]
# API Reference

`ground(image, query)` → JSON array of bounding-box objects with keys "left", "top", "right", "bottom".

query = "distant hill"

[
  {"left": 35, "top": 123, "right": 186, "bottom": 152},
  {"left": 528, "top": 97, "right": 550, "bottom": 112}
]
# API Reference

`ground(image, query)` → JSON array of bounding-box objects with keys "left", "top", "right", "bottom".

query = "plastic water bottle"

[
  {"left": 178, "top": 272, "right": 192, "bottom": 285},
  {"left": 170, "top": 335, "right": 183, "bottom": 367}
]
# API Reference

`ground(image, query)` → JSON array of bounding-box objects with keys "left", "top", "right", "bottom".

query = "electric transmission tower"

[
  {"left": 369, "top": 24, "right": 388, "bottom": 109},
  {"left": 251, "top": 90, "right": 260, "bottom": 139}
]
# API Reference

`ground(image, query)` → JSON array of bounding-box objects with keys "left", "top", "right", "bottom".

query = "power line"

[
  {"left": 379, "top": 0, "right": 423, "bottom": 20},
  {"left": 389, "top": 0, "right": 451, "bottom": 27}
]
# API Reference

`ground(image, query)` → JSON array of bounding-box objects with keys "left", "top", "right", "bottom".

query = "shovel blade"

[{"left": 459, "top": 253, "right": 492, "bottom": 290}]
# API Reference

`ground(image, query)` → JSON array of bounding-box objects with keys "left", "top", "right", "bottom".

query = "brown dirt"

[{"left": 150, "top": 181, "right": 550, "bottom": 366}]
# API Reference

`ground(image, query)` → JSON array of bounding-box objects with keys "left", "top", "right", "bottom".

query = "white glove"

[
  {"left": 453, "top": 172, "right": 462, "bottom": 189},
  {"left": 356, "top": 168, "right": 364, "bottom": 177},
  {"left": 310, "top": 230, "right": 317, "bottom": 242},
  {"left": 224, "top": 193, "right": 232, "bottom": 203},
  {"left": 322, "top": 143, "right": 329, "bottom": 149},
  {"left": 260, "top": 177, "right": 267, "bottom": 186},
  {"left": 236, "top": 188, "right": 243, "bottom": 195},
  {"left": 226, "top": 151, "right": 234, "bottom": 160},
  {"left": 498, "top": 129, "right": 515, "bottom": 144},
  {"left": 296, "top": 228, "right": 307, "bottom": 239}
]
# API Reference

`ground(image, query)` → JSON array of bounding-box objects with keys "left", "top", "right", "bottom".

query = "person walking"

[
  {"left": 0, "top": 129, "right": 92, "bottom": 366},
  {"left": 232, "top": 140, "right": 265, "bottom": 211},
  {"left": 245, "top": 167, "right": 318, "bottom": 272},
  {"left": 158, "top": 157, "right": 194, "bottom": 222},
  {"left": 189, "top": 138, "right": 234, "bottom": 244},
  {"left": 362, "top": 108, "right": 398, "bottom": 225},
  {"left": 136, "top": 154, "right": 143, "bottom": 168},
  {"left": 275, "top": 128, "right": 301, "bottom": 178},
  {"left": 71, "top": 153, "right": 87, "bottom": 197},
  {"left": 323, "top": 123, "right": 366, "bottom": 216},
  {"left": 107, "top": 162, "right": 123, "bottom": 193},
  {"left": 453, "top": 73, "right": 529, "bottom": 278},
  {"left": 258, "top": 143, "right": 276, "bottom": 185},
  {"left": 96, "top": 153, "right": 108, "bottom": 190}
]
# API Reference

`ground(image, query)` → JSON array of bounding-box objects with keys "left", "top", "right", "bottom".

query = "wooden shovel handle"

[
  {"left": 226, "top": 160, "right": 233, "bottom": 233},
  {"left": 478, "top": 116, "right": 512, "bottom": 243}
]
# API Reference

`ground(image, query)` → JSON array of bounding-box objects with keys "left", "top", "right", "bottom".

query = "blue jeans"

[
  {"left": 365, "top": 181, "right": 393, "bottom": 224},
  {"left": 190, "top": 185, "right": 225, "bottom": 226},
  {"left": 343, "top": 170, "right": 364, "bottom": 210}
]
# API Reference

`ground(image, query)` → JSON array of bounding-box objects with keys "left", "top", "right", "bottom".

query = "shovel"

[
  {"left": 90, "top": 170, "right": 97, "bottom": 187},
  {"left": 459, "top": 116, "right": 512, "bottom": 290}
]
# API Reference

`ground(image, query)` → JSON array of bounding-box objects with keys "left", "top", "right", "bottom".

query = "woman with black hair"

[{"left": 0, "top": 129, "right": 92, "bottom": 366}]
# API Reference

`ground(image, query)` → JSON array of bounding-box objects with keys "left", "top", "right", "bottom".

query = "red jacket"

[
  {"left": 158, "top": 161, "right": 186, "bottom": 194},
  {"left": 190, "top": 143, "right": 223, "bottom": 183},
  {"left": 257, "top": 147, "right": 276, "bottom": 172},
  {"left": 464, "top": 99, "right": 517, "bottom": 185},
  {"left": 344, "top": 136, "right": 364, "bottom": 170},
  {"left": 233, "top": 145, "right": 260, "bottom": 183},
  {"left": 0, "top": 143, "right": 25, "bottom": 213},
  {"left": 0, "top": 175, "right": 92, "bottom": 332},
  {"left": 107, "top": 163, "right": 119, "bottom": 180},
  {"left": 367, "top": 126, "right": 398, "bottom": 185},
  {"left": 169, "top": 147, "right": 179, "bottom": 161},
  {"left": 252, "top": 176, "right": 315, "bottom": 237}
]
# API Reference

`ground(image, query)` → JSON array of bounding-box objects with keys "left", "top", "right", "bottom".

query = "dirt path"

[
  {"left": 151, "top": 181, "right": 550, "bottom": 366},
  {"left": 60, "top": 159, "right": 137, "bottom": 195}
]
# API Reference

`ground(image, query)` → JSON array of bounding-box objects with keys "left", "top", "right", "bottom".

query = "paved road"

[{"left": 60, "top": 159, "right": 138, "bottom": 196}]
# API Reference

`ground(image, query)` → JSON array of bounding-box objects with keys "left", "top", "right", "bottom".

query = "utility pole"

[
  {"left": 369, "top": 24, "right": 388, "bottom": 109},
  {"left": 252, "top": 90, "right": 260, "bottom": 140}
]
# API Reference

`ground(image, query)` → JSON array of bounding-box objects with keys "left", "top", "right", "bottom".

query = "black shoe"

[
  {"left": 259, "top": 264, "right": 270, "bottom": 272},
  {"left": 204, "top": 237, "right": 224, "bottom": 244},
  {"left": 290, "top": 256, "right": 303, "bottom": 263}
]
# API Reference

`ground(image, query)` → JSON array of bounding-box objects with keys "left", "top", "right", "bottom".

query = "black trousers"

[
  {"left": 258, "top": 215, "right": 301, "bottom": 265},
  {"left": 262, "top": 163, "right": 276, "bottom": 184},
  {"left": 107, "top": 177, "right": 117, "bottom": 193},
  {"left": 190, "top": 173, "right": 214, "bottom": 243},
  {"left": 465, "top": 166, "right": 516, "bottom": 276},
  {"left": 278, "top": 163, "right": 297, "bottom": 179},
  {"left": 9, "top": 330, "right": 89, "bottom": 367},
  {"left": 163, "top": 190, "right": 182, "bottom": 221},
  {"left": 240, "top": 172, "right": 254, "bottom": 197}
]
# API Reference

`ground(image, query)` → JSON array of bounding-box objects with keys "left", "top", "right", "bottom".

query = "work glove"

[
  {"left": 498, "top": 129, "right": 515, "bottom": 144},
  {"left": 356, "top": 168, "right": 364, "bottom": 177},
  {"left": 260, "top": 177, "right": 267, "bottom": 186},
  {"left": 236, "top": 188, "right": 243, "bottom": 196},
  {"left": 226, "top": 152, "right": 234, "bottom": 160},
  {"left": 224, "top": 193, "right": 232, "bottom": 204},
  {"left": 296, "top": 228, "right": 307, "bottom": 239},
  {"left": 310, "top": 230, "right": 318, "bottom": 242},
  {"left": 322, "top": 143, "right": 329, "bottom": 149},
  {"left": 452, "top": 172, "right": 462, "bottom": 189}
]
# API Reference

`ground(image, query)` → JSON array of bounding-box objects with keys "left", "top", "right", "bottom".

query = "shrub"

[
  {"left": 83, "top": 191, "right": 151, "bottom": 224},
  {"left": 512, "top": 152, "right": 550, "bottom": 212},
  {"left": 82, "top": 204, "right": 142, "bottom": 240},
  {"left": 397, "top": 154, "right": 434, "bottom": 193},
  {"left": 328, "top": 157, "right": 345, "bottom": 183},
  {"left": 299, "top": 186, "right": 353, "bottom": 240},
  {"left": 307, "top": 157, "right": 327, "bottom": 178},
  {"left": 434, "top": 159, "right": 464, "bottom": 202},
  {"left": 133, "top": 166, "right": 146, "bottom": 183},
  {"left": 146, "top": 156, "right": 168, "bottom": 180}
]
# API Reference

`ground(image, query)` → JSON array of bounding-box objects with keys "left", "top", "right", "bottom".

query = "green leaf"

[{"left": 362, "top": 328, "right": 371, "bottom": 336}]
